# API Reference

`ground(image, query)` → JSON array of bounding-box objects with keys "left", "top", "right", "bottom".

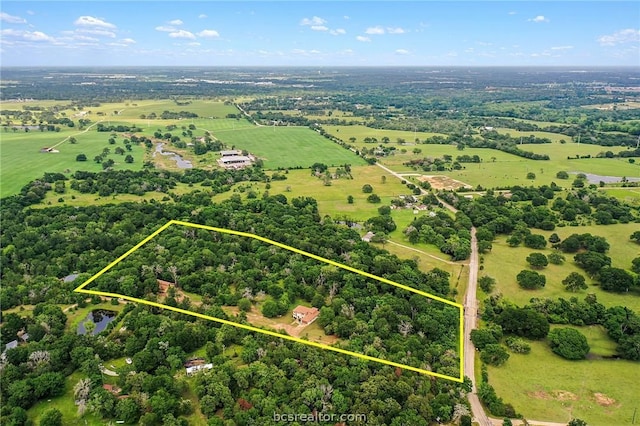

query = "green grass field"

[
  {"left": 212, "top": 126, "right": 367, "bottom": 169},
  {"left": 323, "top": 124, "right": 448, "bottom": 145},
  {"left": 487, "top": 339, "right": 640, "bottom": 426},
  {"left": 482, "top": 223, "right": 640, "bottom": 313},
  {"left": 1, "top": 126, "right": 145, "bottom": 197}
]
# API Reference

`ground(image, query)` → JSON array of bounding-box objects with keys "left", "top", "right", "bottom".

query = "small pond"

[
  {"left": 77, "top": 309, "right": 118, "bottom": 335},
  {"left": 154, "top": 143, "right": 193, "bottom": 169}
]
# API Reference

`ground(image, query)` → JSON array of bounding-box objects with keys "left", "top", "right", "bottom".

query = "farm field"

[
  {"left": 494, "top": 128, "right": 571, "bottom": 143},
  {"left": 0, "top": 126, "right": 145, "bottom": 197},
  {"left": 481, "top": 223, "right": 640, "bottom": 313},
  {"left": 323, "top": 124, "right": 447, "bottom": 146},
  {"left": 263, "top": 165, "right": 411, "bottom": 221},
  {"left": 600, "top": 187, "right": 640, "bottom": 204},
  {"left": 214, "top": 126, "right": 367, "bottom": 169},
  {"left": 487, "top": 339, "right": 640, "bottom": 426}
]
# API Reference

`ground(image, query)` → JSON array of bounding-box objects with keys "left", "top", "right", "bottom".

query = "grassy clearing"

[
  {"left": 258, "top": 165, "right": 408, "bottom": 221},
  {"left": 494, "top": 128, "right": 572, "bottom": 143},
  {"left": 482, "top": 222, "right": 640, "bottom": 313},
  {"left": 600, "top": 187, "right": 640, "bottom": 205},
  {"left": 0, "top": 127, "right": 145, "bottom": 197},
  {"left": 488, "top": 340, "right": 640, "bottom": 425},
  {"left": 27, "top": 371, "right": 104, "bottom": 425},
  {"left": 323, "top": 124, "right": 447, "bottom": 146},
  {"left": 211, "top": 126, "right": 366, "bottom": 169},
  {"left": 549, "top": 324, "right": 617, "bottom": 357},
  {"left": 494, "top": 117, "right": 570, "bottom": 128}
]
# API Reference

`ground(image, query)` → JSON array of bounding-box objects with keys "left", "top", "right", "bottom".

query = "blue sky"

[{"left": 1, "top": 1, "right": 638, "bottom": 66}]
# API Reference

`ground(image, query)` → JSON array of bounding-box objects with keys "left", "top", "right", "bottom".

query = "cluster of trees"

[
  {"left": 551, "top": 232, "right": 639, "bottom": 293},
  {"left": 140, "top": 110, "right": 199, "bottom": 120},
  {"left": 404, "top": 211, "right": 473, "bottom": 260},
  {"left": 403, "top": 154, "right": 479, "bottom": 172},
  {"left": 96, "top": 123, "right": 142, "bottom": 133},
  {"left": 527, "top": 295, "right": 640, "bottom": 360}
]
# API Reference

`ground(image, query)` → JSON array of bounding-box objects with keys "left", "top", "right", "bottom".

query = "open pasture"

[
  {"left": 482, "top": 222, "right": 640, "bottom": 314},
  {"left": 487, "top": 339, "right": 640, "bottom": 426},
  {"left": 214, "top": 126, "right": 366, "bottom": 169},
  {"left": 322, "top": 124, "right": 448, "bottom": 146},
  {"left": 1, "top": 127, "right": 144, "bottom": 197}
]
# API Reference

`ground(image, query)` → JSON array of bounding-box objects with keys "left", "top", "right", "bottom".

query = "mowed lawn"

[
  {"left": 488, "top": 340, "right": 640, "bottom": 425},
  {"left": 215, "top": 126, "right": 366, "bottom": 169},
  {"left": 1, "top": 128, "right": 145, "bottom": 197},
  {"left": 481, "top": 223, "right": 640, "bottom": 313}
]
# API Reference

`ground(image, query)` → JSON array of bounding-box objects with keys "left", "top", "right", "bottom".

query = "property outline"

[{"left": 74, "top": 219, "right": 464, "bottom": 383}]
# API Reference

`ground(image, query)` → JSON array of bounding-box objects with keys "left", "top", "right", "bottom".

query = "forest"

[{"left": 1, "top": 170, "right": 467, "bottom": 425}]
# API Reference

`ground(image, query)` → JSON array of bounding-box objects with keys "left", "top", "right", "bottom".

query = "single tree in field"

[
  {"left": 567, "top": 419, "right": 587, "bottom": 426},
  {"left": 516, "top": 270, "right": 546, "bottom": 289},
  {"left": 526, "top": 172, "right": 536, "bottom": 179},
  {"left": 526, "top": 253, "right": 548, "bottom": 269},
  {"left": 631, "top": 230, "right": 640, "bottom": 244},
  {"left": 347, "top": 195, "right": 354, "bottom": 204},
  {"left": 548, "top": 252, "right": 565, "bottom": 265},
  {"left": 362, "top": 184, "right": 373, "bottom": 193},
  {"left": 548, "top": 328, "right": 589, "bottom": 360},
  {"left": 562, "top": 272, "right": 587, "bottom": 292},
  {"left": 480, "top": 344, "right": 509, "bottom": 366},
  {"left": 478, "top": 275, "right": 496, "bottom": 293}
]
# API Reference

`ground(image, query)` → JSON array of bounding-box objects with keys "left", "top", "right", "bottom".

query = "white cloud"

[
  {"left": 1, "top": 29, "right": 54, "bottom": 42},
  {"left": 356, "top": 35, "right": 371, "bottom": 42},
  {"left": 73, "top": 35, "right": 99, "bottom": 42},
  {"left": 311, "top": 25, "right": 328, "bottom": 31},
  {"left": 169, "top": 19, "right": 183, "bottom": 26},
  {"left": 1, "top": 12, "right": 27, "bottom": 24},
  {"left": 300, "top": 16, "right": 326, "bottom": 26},
  {"left": 24, "top": 31, "right": 53, "bottom": 41},
  {"left": 551, "top": 45, "right": 573, "bottom": 50},
  {"left": 529, "top": 15, "right": 549, "bottom": 23},
  {"left": 26, "top": 11, "right": 35, "bottom": 16},
  {"left": 508, "top": 11, "right": 517, "bottom": 15},
  {"left": 121, "top": 38, "right": 136, "bottom": 44},
  {"left": 197, "top": 29, "right": 220, "bottom": 38},
  {"left": 365, "top": 26, "right": 385, "bottom": 35},
  {"left": 155, "top": 25, "right": 176, "bottom": 32},
  {"left": 77, "top": 28, "right": 116, "bottom": 38},
  {"left": 598, "top": 29, "right": 640, "bottom": 46},
  {"left": 169, "top": 30, "right": 196, "bottom": 39},
  {"left": 343, "top": 16, "right": 350, "bottom": 20},
  {"left": 387, "top": 27, "right": 406, "bottom": 34},
  {"left": 330, "top": 28, "right": 346, "bottom": 36},
  {"left": 189, "top": 42, "right": 201, "bottom": 46},
  {"left": 198, "top": 14, "right": 207, "bottom": 19},
  {"left": 74, "top": 16, "right": 116, "bottom": 29},
  {"left": 395, "top": 49, "right": 409, "bottom": 55}
]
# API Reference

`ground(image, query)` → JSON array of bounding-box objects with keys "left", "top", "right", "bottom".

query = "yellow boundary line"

[{"left": 75, "top": 220, "right": 464, "bottom": 383}]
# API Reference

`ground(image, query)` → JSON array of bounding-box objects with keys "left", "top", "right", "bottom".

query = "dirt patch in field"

[
  {"left": 417, "top": 175, "right": 472, "bottom": 190},
  {"left": 221, "top": 306, "right": 338, "bottom": 345},
  {"left": 552, "top": 390, "right": 578, "bottom": 401},
  {"left": 593, "top": 393, "right": 616, "bottom": 406},
  {"left": 528, "top": 390, "right": 551, "bottom": 400}
]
